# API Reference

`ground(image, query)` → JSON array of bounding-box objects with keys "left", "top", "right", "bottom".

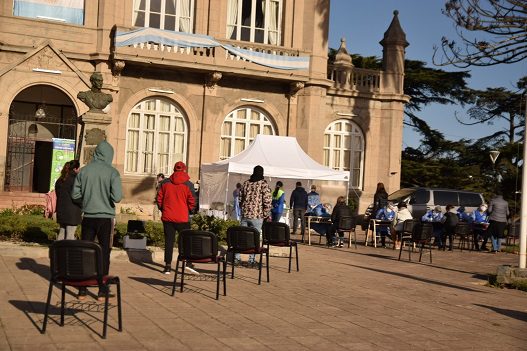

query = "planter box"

[{"left": 123, "top": 235, "right": 147, "bottom": 250}]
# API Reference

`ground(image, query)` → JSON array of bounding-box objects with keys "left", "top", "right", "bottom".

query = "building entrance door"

[{"left": 4, "top": 85, "right": 77, "bottom": 192}]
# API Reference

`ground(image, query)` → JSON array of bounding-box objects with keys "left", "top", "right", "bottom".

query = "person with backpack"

[{"left": 442, "top": 204, "right": 459, "bottom": 251}]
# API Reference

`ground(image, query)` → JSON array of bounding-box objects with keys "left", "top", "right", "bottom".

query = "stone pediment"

[{"left": 0, "top": 40, "right": 90, "bottom": 87}]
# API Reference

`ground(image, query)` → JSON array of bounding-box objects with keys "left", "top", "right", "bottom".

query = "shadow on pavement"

[
  {"left": 474, "top": 303, "right": 527, "bottom": 322},
  {"left": 331, "top": 261, "right": 487, "bottom": 293},
  {"left": 16, "top": 257, "right": 49, "bottom": 281},
  {"left": 9, "top": 299, "right": 117, "bottom": 337}
]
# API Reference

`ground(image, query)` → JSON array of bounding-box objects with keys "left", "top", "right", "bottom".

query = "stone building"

[{"left": 0, "top": 0, "right": 408, "bottom": 213}]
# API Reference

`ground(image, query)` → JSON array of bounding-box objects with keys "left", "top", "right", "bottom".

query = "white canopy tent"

[{"left": 199, "top": 135, "right": 350, "bottom": 217}]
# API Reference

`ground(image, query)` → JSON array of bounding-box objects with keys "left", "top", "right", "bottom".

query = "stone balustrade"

[{"left": 328, "top": 65, "right": 381, "bottom": 92}]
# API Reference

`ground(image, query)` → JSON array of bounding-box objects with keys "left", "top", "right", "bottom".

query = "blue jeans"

[
  {"left": 491, "top": 236, "right": 502, "bottom": 252},
  {"left": 235, "top": 218, "right": 263, "bottom": 263}
]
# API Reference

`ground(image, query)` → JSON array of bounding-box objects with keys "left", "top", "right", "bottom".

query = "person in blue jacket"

[
  {"left": 271, "top": 181, "right": 285, "bottom": 222},
  {"left": 421, "top": 206, "right": 445, "bottom": 248},
  {"left": 471, "top": 203, "right": 489, "bottom": 251},
  {"left": 375, "top": 203, "right": 396, "bottom": 247},
  {"left": 457, "top": 206, "right": 473, "bottom": 223}
]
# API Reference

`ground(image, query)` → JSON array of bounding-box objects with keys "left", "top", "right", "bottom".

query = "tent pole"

[{"left": 224, "top": 173, "right": 230, "bottom": 220}]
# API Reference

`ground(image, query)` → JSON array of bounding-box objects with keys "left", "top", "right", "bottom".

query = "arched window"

[
  {"left": 220, "top": 106, "right": 275, "bottom": 159},
  {"left": 323, "top": 120, "right": 364, "bottom": 188},
  {"left": 125, "top": 97, "right": 187, "bottom": 175},
  {"left": 226, "top": 0, "right": 282, "bottom": 45}
]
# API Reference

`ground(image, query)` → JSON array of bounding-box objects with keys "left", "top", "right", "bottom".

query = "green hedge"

[{"left": 0, "top": 209, "right": 239, "bottom": 248}]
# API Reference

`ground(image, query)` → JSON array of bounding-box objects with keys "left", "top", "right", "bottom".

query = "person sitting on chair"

[
  {"left": 375, "top": 202, "right": 396, "bottom": 247},
  {"left": 422, "top": 206, "right": 445, "bottom": 249},
  {"left": 327, "top": 196, "right": 353, "bottom": 248},
  {"left": 393, "top": 202, "right": 413, "bottom": 249},
  {"left": 306, "top": 185, "right": 323, "bottom": 216},
  {"left": 471, "top": 203, "right": 489, "bottom": 251}
]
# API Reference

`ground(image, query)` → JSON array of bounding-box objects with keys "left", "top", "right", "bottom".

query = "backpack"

[{"left": 44, "top": 190, "right": 57, "bottom": 219}]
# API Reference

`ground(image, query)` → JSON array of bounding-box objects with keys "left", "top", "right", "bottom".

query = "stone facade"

[{"left": 0, "top": 1, "right": 408, "bottom": 213}]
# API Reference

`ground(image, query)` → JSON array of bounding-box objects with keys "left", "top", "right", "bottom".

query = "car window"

[
  {"left": 459, "top": 192, "right": 483, "bottom": 207},
  {"left": 434, "top": 191, "right": 458, "bottom": 206},
  {"left": 388, "top": 188, "right": 416, "bottom": 202},
  {"left": 410, "top": 189, "right": 429, "bottom": 204}
]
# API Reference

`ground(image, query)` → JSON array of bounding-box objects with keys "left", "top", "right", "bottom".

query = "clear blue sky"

[{"left": 329, "top": 0, "right": 527, "bottom": 149}]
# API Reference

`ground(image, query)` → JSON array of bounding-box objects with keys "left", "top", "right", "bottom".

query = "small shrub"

[
  {"left": 511, "top": 279, "right": 527, "bottom": 292},
  {"left": 191, "top": 213, "right": 239, "bottom": 243},
  {"left": 0, "top": 214, "right": 58, "bottom": 243}
]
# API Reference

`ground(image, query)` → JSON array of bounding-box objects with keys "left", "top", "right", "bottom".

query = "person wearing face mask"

[
  {"left": 422, "top": 206, "right": 445, "bottom": 249},
  {"left": 471, "top": 203, "right": 489, "bottom": 251},
  {"left": 375, "top": 202, "right": 396, "bottom": 248}
]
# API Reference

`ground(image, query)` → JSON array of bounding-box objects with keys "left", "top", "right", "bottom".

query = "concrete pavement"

[{"left": 0, "top": 234, "right": 525, "bottom": 350}]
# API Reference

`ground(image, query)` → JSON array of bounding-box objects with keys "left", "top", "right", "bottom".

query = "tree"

[
  {"left": 456, "top": 77, "right": 526, "bottom": 145},
  {"left": 434, "top": 0, "right": 527, "bottom": 67}
]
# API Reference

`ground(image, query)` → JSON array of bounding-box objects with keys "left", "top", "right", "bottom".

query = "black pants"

[
  {"left": 163, "top": 221, "right": 190, "bottom": 265},
  {"left": 292, "top": 208, "right": 306, "bottom": 235},
  {"left": 442, "top": 226, "right": 455, "bottom": 250},
  {"left": 81, "top": 217, "right": 112, "bottom": 275}
]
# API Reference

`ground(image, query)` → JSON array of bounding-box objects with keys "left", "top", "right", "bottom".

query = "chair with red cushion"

[
  {"left": 226, "top": 226, "right": 269, "bottom": 285},
  {"left": 172, "top": 230, "right": 227, "bottom": 300},
  {"left": 42, "top": 240, "right": 122, "bottom": 339},
  {"left": 263, "top": 221, "right": 299, "bottom": 272}
]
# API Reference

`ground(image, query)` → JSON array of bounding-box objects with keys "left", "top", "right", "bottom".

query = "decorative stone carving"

[
  {"left": 83, "top": 146, "right": 96, "bottom": 164},
  {"left": 288, "top": 82, "right": 305, "bottom": 98},
  {"left": 112, "top": 60, "right": 125, "bottom": 77},
  {"left": 25, "top": 46, "right": 68, "bottom": 71},
  {"left": 77, "top": 72, "right": 113, "bottom": 113},
  {"left": 206, "top": 71, "right": 222, "bottom": 89},
  {"left": 84, "top": 128, "right": 106, "bottom": 146}
]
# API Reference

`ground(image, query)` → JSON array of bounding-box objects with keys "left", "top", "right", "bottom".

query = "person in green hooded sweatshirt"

[{"left": 72, "top": 140, "right": 122, "bottom": 300}]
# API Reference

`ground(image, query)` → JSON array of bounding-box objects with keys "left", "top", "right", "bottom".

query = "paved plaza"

[{"left": 0, "top": 232, "right": 526, "bottom": 351}]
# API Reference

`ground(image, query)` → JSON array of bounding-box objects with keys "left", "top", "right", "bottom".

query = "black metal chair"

[
  {"left": 226, "top": 226, "right": 269, "bottom": 285},
  {"left": 399, "top": 221, "right": 433, "bottom": 263},
  {"left": 455, "top": 222, "right": 472, "bottom": 251},
  {"left": 42, "top": 240, "right": 122, "bottom": 339},
  {"left": 262, "top": 222, "right": 299, "bottom": 273},
  {"left": 172, "top": 230, "right": 226, "bottom": 300},
  {"left": 398, "top": 219, "right": 417, "bottom": 260},
  {"left": 337, "top": 216, "right": 357, "bottom": 249}
]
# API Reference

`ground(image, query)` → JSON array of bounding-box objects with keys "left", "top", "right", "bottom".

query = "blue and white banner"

[
  {"left": 115, "top": 27, "right": 310, "bottom": 71},
  {"left": 14, "top": 0, "right": 84, "bottom": 25},
  {"left": 115, "top": 27, "right": 218, "bottom": 48}
]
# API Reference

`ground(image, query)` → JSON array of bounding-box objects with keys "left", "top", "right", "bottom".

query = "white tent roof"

[{"left": 201, "top": 135, "right": 349, "bottom": 181}]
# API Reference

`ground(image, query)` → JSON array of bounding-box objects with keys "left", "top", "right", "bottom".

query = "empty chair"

[
  {"left": 262, "top": 222, "right": 299, "bottom": 273},
  {"left": 455, "top": 222, "right": 472, "bottom": 252},
  {"left": 399, "top": 221, "right": 433, "bottom": 263},
  {"left": 172, "top": 230, "right": 226, "bottom": 300},
  {"left": 42, "top": 240, "right": 122, "bottom": 339},
  {"left": 226, "top": 226, "right": 269, "bottom": 285},
  {"left": 338, "top": 216, "right": 357, "bottom": 249}
]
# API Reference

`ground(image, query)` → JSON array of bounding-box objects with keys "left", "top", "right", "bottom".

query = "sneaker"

[
  {"left": 338, "top": 243, "right": 344, "bottom": 248},
  {"left": 233, "top": 258, "right": 241, "bottom": 266},
  {"left": 163, "top": 265, "right": 171, "bottom": 275},
  {"left": 248, "top": 261, "right": 258, "bottom": 268},
  {"left": 78, "top": 287, "right": 87, "bottom": 300},
  {"left": 184, "top": 265, "right": 200, "bottom": 275},
  {"left": 97, "top": 287, "right": 115, "bottom": 302}
]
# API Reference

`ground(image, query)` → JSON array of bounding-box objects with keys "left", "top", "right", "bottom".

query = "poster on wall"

[{"left": 49, "top": 138, "right": 76, "bottom": 191}]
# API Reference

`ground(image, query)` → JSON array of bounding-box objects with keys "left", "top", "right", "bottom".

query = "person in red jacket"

[{"left": 157, "top": 161, "right": 195, "bottom": 274}]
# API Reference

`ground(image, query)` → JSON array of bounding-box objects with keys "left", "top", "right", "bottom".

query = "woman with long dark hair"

[
  {"left": 55, "top": 160, "right": 82, "bottom": 240},
  {"left": 271, "top": 181, "right": 285, "bottom": 222},
  {"left": 372, "top": 182, "right": 388, "bottom": 218}
]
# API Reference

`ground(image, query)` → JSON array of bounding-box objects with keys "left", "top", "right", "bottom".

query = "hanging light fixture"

[{"left": 35, "top": 105, "right": 46, "bottom": 119}]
